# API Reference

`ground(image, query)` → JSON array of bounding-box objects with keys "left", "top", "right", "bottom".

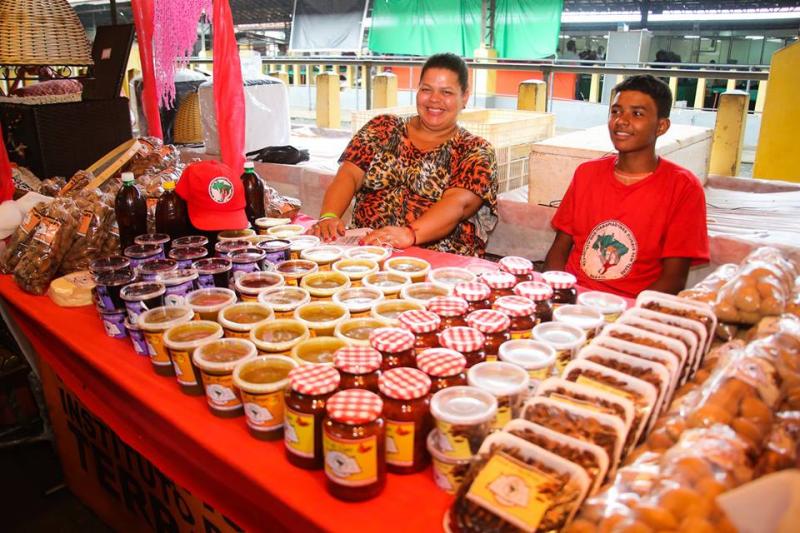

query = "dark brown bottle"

[
  {"left": 240, "top": 162, "right": 265, "bottom": 226},
  {"left": 155, "top": 180, "right": 190, "bottom": 240},
  {"left": 115, "top": 172, "right": 148, "bottom": 249}
]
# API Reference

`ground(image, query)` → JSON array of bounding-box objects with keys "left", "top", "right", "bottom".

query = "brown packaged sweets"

[
  {"left": 397, "top": 309, "right": 441, "bottom": 355},
  {"left": 679, "top": 263, "right": 739, "bottom": 304},
  {"left": 513, "top": 281, "right": 554, "bottom": 324},
  {"left": 1, "top": 203, "right": 46, "bottom": 274},
  {"left": 333, "top": 345, "right": 381, "bottom": 393},
  {"left": 428, "top": 295, "right": 469, "bottom": 330},
  {"left": 378, "top": 367, "right": 432, "bottom": 474},
  {"left": 755, "top": 410, "right": 800, "bottom": 475}
]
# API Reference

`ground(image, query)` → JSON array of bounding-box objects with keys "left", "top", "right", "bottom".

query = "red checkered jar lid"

[
  {"left": 453, "top": 281, "right": 491, "bottom": 302},
  {"left": 498, "top": 256, "right": 534, "bottom": 275},
  {"left": 428, "top": 296, "right": 469, "bottom": 317},
  {"left": 397, "top": 309, "right": 441, "bottom": 334},
  {"left": 378, "top": 367, "right": 431, "bottom": 400},
  {"left": 416, "top": 348, "right": 466, "bottom": 377},
  {"left": 334, "top": 346, "right": 382, "bottom": 375},
  {"left": 513, "top": 281, "right": 554, "bottom": 302},
  {"left": 369, "top": 327, "right": 415, "bottom": 353},
  {"left": 289, "top": 364, "right": 341, "bottom": 395},
  {"left": 466, "top": 309, "right": 511, "bottom": 333},
  {"left": 438, "top": 326, "right": 486, "bottom": 353},
  {"left": 542, "top": 270, "right": 577, "bottom": 289},
  {"left": 326, "top": 389, "right": 383, "bottom": 424},
  {"left": 493, "top": 295, "right": 535, "bottom": 317},
  {"left": 481, "top": 271, "right": 517, "bottom": 290}
]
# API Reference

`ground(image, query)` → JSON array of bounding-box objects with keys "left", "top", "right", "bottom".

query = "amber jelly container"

[
  {"left": 163, "top": 320, "right": 224, "bottom": 395},
  {"left": 193, "top": 338, "right": 257, "bottom": 418}
]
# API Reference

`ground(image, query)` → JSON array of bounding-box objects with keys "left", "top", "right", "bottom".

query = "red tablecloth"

[{"left": 0, "top": 248, "right": 497, "bottom": 532}]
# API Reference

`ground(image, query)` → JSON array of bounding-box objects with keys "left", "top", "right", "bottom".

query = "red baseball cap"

[{"left": 176, "top": 160, "right": 248, "bottom": 231}]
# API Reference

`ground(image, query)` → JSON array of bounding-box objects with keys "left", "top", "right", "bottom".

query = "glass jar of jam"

[
  {"left": 400, "top": 283, "right": 450, "bottom": 308},
  {"left": 193, "top": 338, "right": 257, "bottom": 418},
  {"left": 218, "top": 302, "right": 274, "bottom": 338},
  {"left": 542, "top": 271, "right": 578, "bottom": 308},
  {"left": 416, "top": 348, "right": 467, "bottom": 393},
  {"left": 427, "top": 267, "right": 476, "bottom": 293},
  {"left": 185, "top": 288, "right": 237, "bottom": 320},
  {"left": 465, "top": 309, "right": 512, "bottom": 362},
  {"left": 291, "top": 336, "right": 347, "bottom": 366},
  {"left": 481, "top": 270, "right": 517, "bottom": 304},
  {"left": 362, "top": 272, "right": 411, "bottom": 300},
  {"left": 300, "top": 245, "right": 344, "bottom": 271},
  {"left": 294, "top": 301, "right": 350, "bottom": 337},
  {"left": 467, "top": 361, "right": 530, "bottom": 431},
  {"left": 276, "top": 259, "right": 319, "bottom": 286},
  {"left": 332, "top": 287, "right": 384, "bottom": 318},
  {"left": 369, "top": 327, "right": 416, "bottom": 370},
  {"left": 428, "top": 296, "right": 469, "bottom": 330},
  {"left": 498, "top": 256, "right": 536, "bottom": 285},
  {"left": 378, "top": 367, "right": 432, "bottom": 474},
  {"left": 193, "top": 257, "right": 232, "bottom": 289},
  {"left": 513, "top": 281, "right": 554, "bottom": 325},
  {"left": 168, "top": 245, "right": 207, "bottom": 269},
  {"left": 493, "top": 295, "right": 537, "bottom": 340},
  {"left": 250, "top": 319, "right": 310, "bottom": 356},
  {"left": 323, "top": 389, "right": 385, "bottom": 500},
  {"left": 334, "top": 318, "right": 387, "bottom": 347},
  {"left": 286, "top": 364, "right": 341, "bottom": 469},
  {"left": 258, "top": 286, "right": 311, "bottom": 319},
  {"left": 215, "top": 238, "right": 250, "bottom": 258},
  {"left": 235, "top": 271, "right": 284, "bottom": 302},
  {"left": 300, "top": 271, "right": 351, "bottom": 301},
  {"left": 438, "top": 326, "right": 486, "bottom": 368},
  {"left": 577, "top": 291, "right": 627, "bottom": 323},
  {"left": 332, "top": 258, "right": 379, "bottom": 287},
  {"left": 371, "top": 299, "right": 423, "bottom": 326},
  {"left": 334, "top": 345, "right": 381, "bottom": 392},
  {"left": 397, "top": 309, "right": 441, "bottom": 354},
  {"left": 453, "top": 281, "right": 492, "bottom": 313},
  {"left": 384, "top": 256, "right": 431, "bottom": 283}
]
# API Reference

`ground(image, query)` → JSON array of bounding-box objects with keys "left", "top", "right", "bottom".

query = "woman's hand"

[
  {"left": 361, "top": 226, "right": 415, "bottom": 249},
  {"left": 307, "top": 216, "right": 346, "bottom": 242}
]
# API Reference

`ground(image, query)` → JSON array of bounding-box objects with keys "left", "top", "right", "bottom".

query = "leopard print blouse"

[{"left": 340, "top": 115, "right": 498, "bottom": 257}]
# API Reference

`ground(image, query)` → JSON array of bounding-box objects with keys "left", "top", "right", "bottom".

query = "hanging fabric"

[
  {"left": 0, "top": 120, "right": 13, "bottom": 203},
  {"left": 131, "top": 0, "right": 163, "bottom": 139},
  {"left": 212, "top": 0, "right": 245, "bottom": 173}
]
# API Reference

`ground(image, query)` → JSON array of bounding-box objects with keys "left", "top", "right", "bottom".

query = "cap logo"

[{"left": 208, "top": 177, "right": 234, "bottom": 204}]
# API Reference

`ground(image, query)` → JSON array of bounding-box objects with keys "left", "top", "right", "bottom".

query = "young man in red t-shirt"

[{"left": 543, "top": 75, "right": 709, "bottom": 298}]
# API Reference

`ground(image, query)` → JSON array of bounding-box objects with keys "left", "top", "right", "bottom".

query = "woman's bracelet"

[{"left": 319, "top": 212, "right": 339, "bottom": 220}]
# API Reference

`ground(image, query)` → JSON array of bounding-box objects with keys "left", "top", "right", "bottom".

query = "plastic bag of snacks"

[
  {"left": 448, "top": 431, "right": 590, "bottom": 532},
  {"left": 672, "top": 340, "right": 745, "bottom": 400},
  {"left": 59, "top": 189, "right": 116, "bottom": 274},
  {"left": 744, "top": 314, "right": 800, "bottom": 410},
  {"left": 755, "top": 410, "right": 800, "bottom": 476},
  {"left": 0, "top": 203, "right": 48, "bottom": 273},
  {"left": 636, "top": 291, "right": 717, "bottom": 355},
  {"left": 679, "top": 263, "right": 739, "bottom": 303},
  {"left": 593, "top": 335, "right": 682, "bottom": 400}
]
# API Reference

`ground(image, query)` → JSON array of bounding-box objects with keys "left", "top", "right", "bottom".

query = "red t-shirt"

[{"left": 551, "top": 156, "right": 709, "bottom": 298}]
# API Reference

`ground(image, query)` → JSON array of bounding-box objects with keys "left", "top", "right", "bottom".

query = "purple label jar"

[
  {"left": 135, "top": 233, "right": 171, "bottom": 254},
  {"left": 193, "top": 258, "right": 233, "bottom": 289},
  {"left": 257, "top": 239, "right": 291, "bottom": 264},
  {"left": 158, "top": 269, "right": 200, "bottom": 306},
  {"left": 124, "top": 243, "right": 164, "bottom": 270},
  {"left": 120, "top": 282, "right": 166, "bottom": 324},
  {"left": 172, "top": 235, "right": 209, "bottom": 249},
  {"left": 90, "top": 255, "right": 132, "bottom": 278},
  {"left": 229, "top": 248, "right": 267, "bottom": 276},
  {"left": 125, "top": 319, "right": 151, "bottom": 356},
  {"left": 101, "top": 309, "right": 128, "bottom": 339},
  {"left": 168, "top": 245, "right": 208, "bottom": 269},
  {"left": 139, "top": 258, "right": 179, "bottom": 281},
  {"left": 214, "top": 239, "right": 250, "bottom": 258},
  {"left": 94, "top": 270, "right": 134, "bottom": 312}
]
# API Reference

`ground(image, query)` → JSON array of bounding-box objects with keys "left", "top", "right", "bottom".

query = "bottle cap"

[
  {"left": 121, "top": 172, "right": 135, "bottom": 184},
  {"left": 244, "top": 161, "right": 255, "bottom": 169},
  {"left": 163, "top": 180, "right": 176, "bottom": 191}
]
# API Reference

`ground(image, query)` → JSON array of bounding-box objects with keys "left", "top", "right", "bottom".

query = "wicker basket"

[
  {"left": 173, "top": 92, "right": 203, "bottom": 144},
  {"left": 0, "top": 0, "right": 93, "bottom": 66}
]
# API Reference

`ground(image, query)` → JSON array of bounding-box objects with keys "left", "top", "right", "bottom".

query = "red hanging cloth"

[
  {"left": 212, "top": 0, "right": 245, "bottom": 174},
  {"left": 131, "top": 0, "right": 163, "bottom": 140},
  {"left": 0, "top": 120, "right": 14, "bottom": 202}
]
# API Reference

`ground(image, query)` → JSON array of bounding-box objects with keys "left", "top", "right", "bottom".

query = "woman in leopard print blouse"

[{"left": 308, "top": 53, "right": 498, "bottom": 257}]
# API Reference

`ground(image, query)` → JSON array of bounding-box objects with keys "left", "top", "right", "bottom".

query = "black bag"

[{"left": 246, "top": 145, "right": 310, "bottom": 165}]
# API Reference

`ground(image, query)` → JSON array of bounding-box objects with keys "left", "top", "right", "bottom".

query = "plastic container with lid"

[
  {"left": 120, "top": 281, "right": 165, "bottom": 324},
  {"left": 235, "top": 271, "right": 284, "bottom": 302},
  {"left": 294, "top": 301, "right": 349, "bottom": 337},
  {"left": 255, "top": 217, "right": 291, "bottom": 235},
  {"left": 185, "top": 288, "right": 237, "bottom": 320},
  {"left": 286, "top": 235, "right": 321, "bottom": 260},
  {"left": 493, "top": 295, "right": 537, "bottom": 339},
  {"left": 194, "top": 338, "right": 257, "bottom": 417},
  {"left": 90, "top": 255, "right": 132, "bottom": 278},
  {"left": 291, "top": 336, "right": 347, "bottom": 366},
  {"left": 532, "top": 322, "right": 586, "bottom": 376},
  {"left": 453, "top": 281, "right": 492, "bottom": 313},
  {"left": 332, "top": 287, "right": 384, "bottom": 318},
  {"left": 218, "top": 228, "right": 256, "bottom": 242},
  {"left": 369, "top": 327, "right": 416, "bottom": 370},
  {"left": 124, "top": 243, "right": 164, "bottom": 270},
  {"left": 542, "top": 270, "right": 578, "bottom": 308},
  {"left": 163, "top": 320, "right": 224, "bottom": 395},
  {"left": 513, "top": 281, "right": 554, "bottom": 325},
  {"left": 323, "top": 389, "right": 386, "bottom": 500},
  {"left": 578, "top": 291, "right": 628, "bottom": 323},
  {"left": 267, "top": 224, "right": 305, "bottom": 240},
  {"left": 285, "top": 364, "right": 341, "bottom": 469},
  {"left": 157, "top": 269, "right": 199, "bottom": 305},
  {"left": 100, "top": 309, "right": 127, "bottom": 339},
  {"left": 429, "top": 386, "right": 498, "bottom": 460},
  {"left": 384, "top": 256, "right": 431, "bottom": 283},
  {"left": 332, "top": 258, "right": 379, "bottom": 287},
  {"left": 378, "top": 367, "right": 432, "bottom": 474},
  {"left": 427, "top": 295, "right": 469, "bottom": 330},
  {"left": 481, "top": 270, "right": 517, "bottom": 303},
  {"left": 438, "top": 326, "right": 486, "bottom": 368},
  {"left": 498, "top": 339, "right": 556, "bottom": 386},
  {"left": 168, "top": 245, "right": 207, "bottom": 269},
  {"left": 138, "top": 305, "right": 193, "bottom": 376},
  {"left": 93, "top": 270, "right": 133, "bottom": 312},
  {"left": 416, "top": 348, "right": 467, "bottom": 393},
  {"left": 215, "top": 239, "right": 250, "bottom": 258},
  {"left": 300, "top": 271, "right": 350, "bottom": 301},
  {"left": 233, "top": 354, "right": 297, "bottom": 439},
  {"left": 465, "top": 309, "right": 511, "bottom": 362},
  {"left": 371, "top": 299, "right": 423, "bottom": 326},
  {"left": 125, "top": 318, "right": 149, "bottom": 356},
  {"left": 334, "top": 318, "right": 386, "bottom": 347},
  {"left": 300, "top": 245, "right": 344, "bottom": 271},
  {"left": 250, "top": 319, "right": 309, "bottom": 355},
  {"left": 397, "top": 309, "right": 441, "bottom": 354},
  {"left": 426, "top": 429, "right": 471, "bottom": 494},
  {"left": 334, "top": 345, "right": 381, "bottom": 392},
  {"left": 343, "top": 245, "right": 391, "bottom": 267},
  {"left": 258, "top": 286, "right": 311, "bottom": 319},
  {"left": 467, "top": 361, "right": 530, "bottom": 430},
  {"left": 228, "top": 247, "right": 267, "bottom": 275},
  {"left": 498, "top": 255, "right": 536, "bottom": 284},
  {"left": 361, "top": 271, "right": 411, "bottom": 300},
  {"left": 256, "top": 238, "right": 291, "bottom": 264},
  {"left": 193, "top": 257, "right": 232, "bottom": 289},
  {"left": 275, "top": 259, "right": 319, "bottom": 286},
  {"left": 401, "top": 283, "right": 450, "bottom": 309},
  {"left": 139, "top": 258, "right": 178, "bottom": 281},
  {"left": 172, "top": 235, "right": 208, "bottom": 250},
  {"left": 427, "top": 267, "right": 476, "bottom": 293},
  {"left": 553, "top": 304, "right": 604, "bottom": 341},
  {"left": 135, "top": 233, "right": 171, "bottom": 253},
  {"left": 218, "top": 302, "right": 274, "bottom": 339}
]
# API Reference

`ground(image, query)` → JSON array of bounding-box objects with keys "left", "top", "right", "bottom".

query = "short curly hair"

[
  {"left": 614, "top": 74, "right": 673, "bottom": 118},
  {"left": 420, "top": 53, "right": 469, "bottom": 93}
]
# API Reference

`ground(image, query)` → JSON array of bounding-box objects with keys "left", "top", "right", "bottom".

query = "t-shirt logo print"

[
  {"left": 208, "top": 177, "right": 234, "bottom": 204},
  {"left": 580, "top": 220, "right": 637, "bottom": 280}
]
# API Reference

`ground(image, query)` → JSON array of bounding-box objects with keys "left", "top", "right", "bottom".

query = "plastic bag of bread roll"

[
  {"left": 743, "top": 247, "right": 798, "bottom": 292},
  {"left": 755, "top": 411, "right": 800, "bottom": 476},
  {"left": 744, "top": 315, "right": 800, "bottom": 410},
  {"left": 679, "top": 263, "right": 739, "bottom": 303}
]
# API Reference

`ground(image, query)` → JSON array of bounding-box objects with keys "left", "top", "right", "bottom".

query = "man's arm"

[
  {"left": 543, "top": 230, "right": 574, "bottom": 271},
  {"left": 646, "top": 257, "right": 692, "bottom": 294}
]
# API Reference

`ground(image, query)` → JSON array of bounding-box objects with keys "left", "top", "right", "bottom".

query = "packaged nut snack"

[
  {"left": 600, "top": 322, "right": 689, "bottom": 386},
  {"left": 448, "top": 431, "right": 590, "bottom": 533},
  {"left": 1, "top": 203, "right": 47, "bottom": 274},
  {"left": 623, "top": 307, "right": 708, "bottom": 373},
  {"left": 430, "top": 385, "right": 498, "bottom": 460},
  {"left": 593, "top": 335, "right": 681, "bottom": 399},
  {"left": 617, "top": 312, "right": 700, "bottom": 380},
  {"left": 636, "top": 290, "right": 717, "bottom": 353},
  {"left": 59, "top": 188, "right": 116, "bottom": 275}
]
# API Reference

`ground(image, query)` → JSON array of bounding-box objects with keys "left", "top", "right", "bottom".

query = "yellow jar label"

[
  {"left": 144, "top": 332, "right": 170, "bottom": 366},
  {"left": 223, "top": 328, "right": 250, "bottom": 339},
  {"left": 432, "top": 457, "right": 463, "bottom": 494},
  {"left": 466, "top": 452, "right": 555, "bottom": 531},
  {"left": 203, "top": 372, "right": 243, "bottom": 411},
  {"left": 492, "top": 404, "right": 512, "bottom": 431},
  {"left": 510, "top": 330, "right": 531, "bottom": 340},
  {"left": 241, "top": 389, "right": 283, "bottom": 428},
  {"left": 485, "top": 354, "right": 498, "bottom": 363},
  {"left": 323, "top": 432, "right": 377, "bottom": 487},
  {"left": 169, "top": 349, "right": 197, "bottom": 385},
  {"left": 385, "top": 419, "right": 415, "bottom": 467},
  {"left": 554, "top": 349, "right": 573, "bottom": 375},
  {"left": 285, "top": 408, "right": 315, "bottom": 458},
  {"left": 435, "top": 421, "right": 476, "bottom": 460},
  {"left": 527, "top": 367, "right": 550, "bottom": 381},
  {"left": 576, "top": 375, "right": 635, "bottom": 402}
]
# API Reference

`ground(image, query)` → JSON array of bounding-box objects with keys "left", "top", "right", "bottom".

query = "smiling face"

[
  {"left": 608, "top": 89, "right": 670, "bottom": 155},
  {"left": 416, "top": 67, "right": 469, "bottom": 133}
]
